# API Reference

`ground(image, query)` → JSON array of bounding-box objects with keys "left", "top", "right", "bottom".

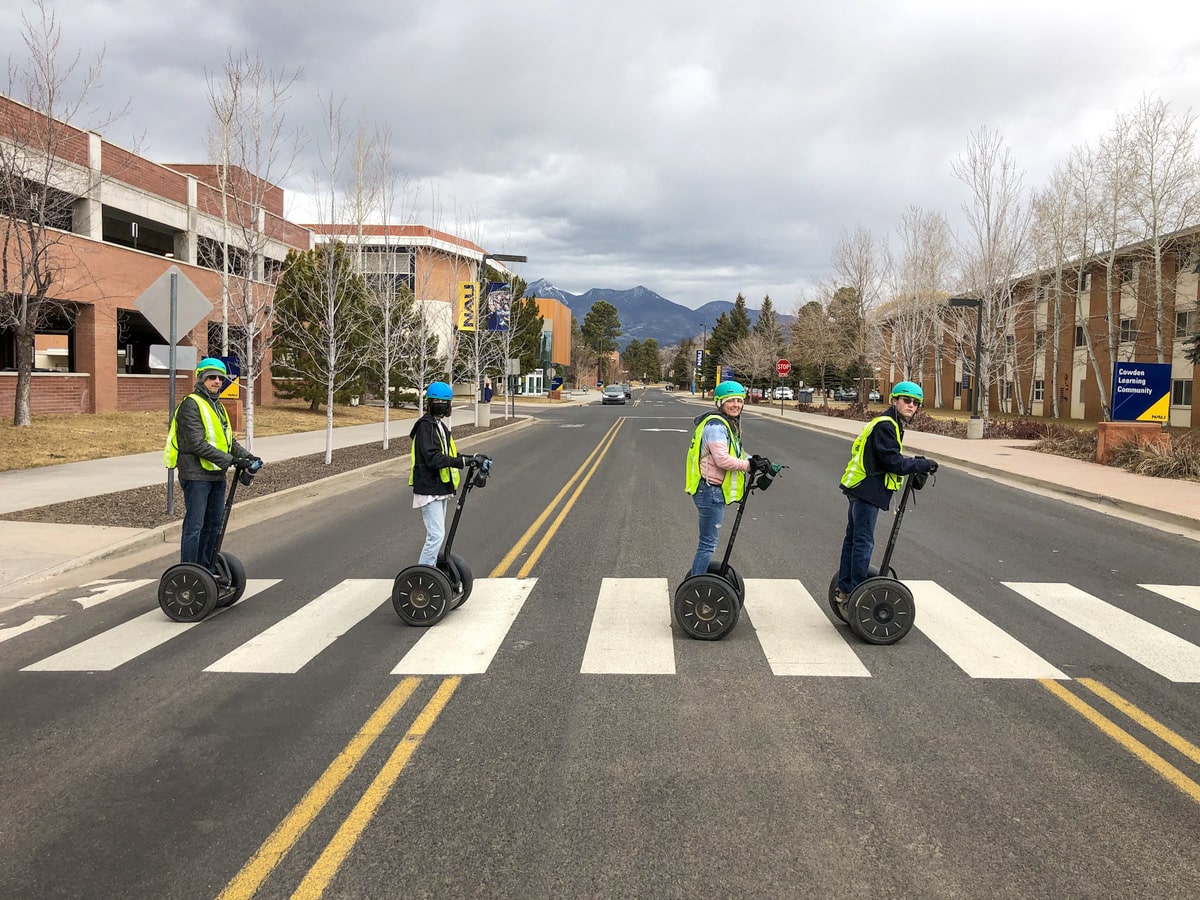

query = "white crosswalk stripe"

[
  {"left": 1004, "top": 582, "right": 1200, "bottom": 683},
  {"left": 22, "top": 580, "right": 281, "bottom": 671},
  {"left": 11, "top": 576, "right": 1200, "bottom": 680}
]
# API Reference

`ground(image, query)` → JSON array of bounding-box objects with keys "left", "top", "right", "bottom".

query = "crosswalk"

[{"left": 7, "top": 576, "right": 1200, "bottom": 681}]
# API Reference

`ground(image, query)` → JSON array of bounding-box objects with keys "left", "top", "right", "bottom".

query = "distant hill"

[{"left": 524, "top": 279, "right": 792, "bottom": 347}]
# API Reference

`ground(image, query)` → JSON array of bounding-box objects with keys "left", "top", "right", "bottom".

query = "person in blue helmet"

[
  {"left": 835, "top": 381, "right": 937, "bottom": 607},
  {"left": 409, "top": 381, "right": 489, "bottom": 566},
  {"left": 684, "top": 380, "right": 772, "bottom": 576},
  {"left": 163, "top": 357, "right": 260, "bottom": 567}
]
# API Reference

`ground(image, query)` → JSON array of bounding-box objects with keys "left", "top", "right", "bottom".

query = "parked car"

[
  {"left": 772, "top": 386, "right": 794, "bottom": 400},
  {"left": 621, "top": 383, "right": 632, "bottom": 398},
  {"left": 602, "top": 384, "right": 626, "bottom": 405},
  {"left": 749, "top": 387, "right": 764, "bottom": 401},
  {"left": 869, "top": 389, "right": 881, "bottom": 402},
  {"left": 833, "top": 387, "right": 858, "bottom": 402}
]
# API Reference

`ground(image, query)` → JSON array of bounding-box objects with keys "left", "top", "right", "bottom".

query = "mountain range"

[{"left": 523, "top": 279, "right": 792, "bottom": 348}]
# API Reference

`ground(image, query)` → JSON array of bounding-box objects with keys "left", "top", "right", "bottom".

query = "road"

[{"left": 2, "top": 388, "right": 1199, "bottom": 898}]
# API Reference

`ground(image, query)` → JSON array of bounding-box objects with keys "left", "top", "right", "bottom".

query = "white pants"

[{"left": 419, "top": 497, "right": 450, "bottom": 566}]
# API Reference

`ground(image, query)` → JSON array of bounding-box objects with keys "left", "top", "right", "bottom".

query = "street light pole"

[
  {"left": 476, "top": 252, "right": 527, "bottom": 423},
  {"left": 949, "top": 296, "right": 984, "bottom": 438}
]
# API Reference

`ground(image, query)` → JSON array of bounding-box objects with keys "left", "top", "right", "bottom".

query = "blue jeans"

[
  {"left": 181, "top": 478, "right": 226, "bottom": 567},
  {"left": 838, "top": 495, "right": 880, "bottom": 595},
  {"left": 691, "top": 481, "right": 727, "bottom": 576},
  {"left": 419, "top": 497, "right": 450, "bottom": 566}
]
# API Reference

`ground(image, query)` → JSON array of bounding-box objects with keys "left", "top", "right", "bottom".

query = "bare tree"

[
  {"left": 0, "top": 0, "right": 118, "bottom": 425},
  {"left": 203, "top": 50, "right": 302, "bottom": 446},
  {"left": 889, "top": 206, "right": 953, "bottom": 399},
  {"left": 830, "top": 225, "right": 889, "bottom": 399},
  {"left": 952, "top": 126, "right": 1032, "bottom": 421},
  {"left": 722, "top": 330, "right": 777, "bottom": 396},
  {"left": 790, "top": 287, "right": 845, "bottom": 406}
]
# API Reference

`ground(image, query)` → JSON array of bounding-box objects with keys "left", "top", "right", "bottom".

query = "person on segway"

[
  {"left": 684, "top": 380, "right": 772, "bottom": 576},
  {"left": 410, "top": 381, "right": 489, "bottom": 566},
  {"left": 163, "top": 357, "right": 260, "bottom": 568},
  {"left": 834, "top": 381, "right": 937, "bottom": 611}
]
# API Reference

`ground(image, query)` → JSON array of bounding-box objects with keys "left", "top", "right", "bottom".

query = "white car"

[{"left": 772, "top": 387, "right": 794, "bottom": 400}]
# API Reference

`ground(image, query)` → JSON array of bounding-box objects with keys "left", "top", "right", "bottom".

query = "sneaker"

[{"left": 834, "top": 589, "right": 850, "bottom": 605}]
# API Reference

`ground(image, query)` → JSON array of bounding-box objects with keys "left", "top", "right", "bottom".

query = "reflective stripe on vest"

[
  {"left": 840, "top": 415, "right": 903, "bottom": 492},
  {"left": 409, "top": 420, "right": 460, "bottom": 490},
  {"left": 684, "top": 413, "right": 745, "bottom": 503},
  {"left": 162, "top": 394, "right": 231, "bottom": 470}
]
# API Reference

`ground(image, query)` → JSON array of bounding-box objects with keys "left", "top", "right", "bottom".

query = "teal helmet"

[
  {"left": 890, "top": 381, "right": 924, "bottom": 403},
  {"left": 196, "top": 357, "right": 227, "bottom": 378},
  {"left": 714, "top": 380, "right": 747, "bottom": 405},
  {"left": 425, "top": 381, "right": 453, "bottom": 400}
]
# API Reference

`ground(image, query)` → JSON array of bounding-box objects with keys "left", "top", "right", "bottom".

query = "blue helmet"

[
  {"left": 890, "top": 381, "right": 924, "bottom": 403},
  {"left": 426, "top": 381, "right": 453, "bottom": 401},
  {"left": 713, "top": 380, "right": 747, "bottom": 405},
  {"left": 195, "top": 357, "right": 227, "bottom": 378}
]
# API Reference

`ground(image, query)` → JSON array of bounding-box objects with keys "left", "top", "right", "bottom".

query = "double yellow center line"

[{"left": 219, "top": 418, "right": 627, "bottom": 898}]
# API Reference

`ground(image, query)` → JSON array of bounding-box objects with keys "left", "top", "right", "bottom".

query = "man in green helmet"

[
  {"left": 163, "top": 357, "right": 259, "bottom": 567},
  {"left": 684, "top": 380, "right": 771, "bottom": 576},
  {"left": 834, "top": 381, "right": 937, "bottom": 606}
]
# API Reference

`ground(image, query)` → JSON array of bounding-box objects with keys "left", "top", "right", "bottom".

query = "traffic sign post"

[{"left": 776, "top": 359, "right": 791, "bottom": 411}]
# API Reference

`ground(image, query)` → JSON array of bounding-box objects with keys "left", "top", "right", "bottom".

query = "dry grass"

[{"left": 0, "top": 401, "right": 415, "bottom": 472}]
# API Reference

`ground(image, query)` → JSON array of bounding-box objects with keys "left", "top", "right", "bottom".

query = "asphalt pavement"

[{"left": 3, "top": 389, "right": 1198, "bottom": 602}]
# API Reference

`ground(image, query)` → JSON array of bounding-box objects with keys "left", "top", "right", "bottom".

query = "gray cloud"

[{"left": 3, "top": 0, "right": 1198, "bottom": 311}]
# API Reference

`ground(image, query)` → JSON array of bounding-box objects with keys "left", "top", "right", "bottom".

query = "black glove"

[
  {"left": 925, "top": 459, "right": 938, "bottom": 474},
  {"left": 748, "top": 454, "right": 769, "bottom": 473},
  {"left": 472, "top": 454, "right": 491, "bottom": 466}
]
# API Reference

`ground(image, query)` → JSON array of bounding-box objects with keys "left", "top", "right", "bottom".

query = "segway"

[
  {"left": 392, "top": 456, "right": 492, "bottom": 626},
  {"left": 158, "top": 456, "right": 264, "bottom": 622},
  {"left": 828, "top": 467, "right": 931, "bottom": 645},
  {"left": 673, "top": 461, "right": 785, "bottom": 640}
]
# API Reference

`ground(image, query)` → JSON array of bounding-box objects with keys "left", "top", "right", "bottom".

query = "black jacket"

[
  {"left": 409, "top": 413, "right": 467, "bottom": 496},
  {"left": 841, "top": 407, "right": 933, "bottom": 510},
  {"left": 174, "top": 381, "right": 251, "bottom": 482}
]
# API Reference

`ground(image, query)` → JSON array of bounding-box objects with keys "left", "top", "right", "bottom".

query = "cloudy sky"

[{"left": 3, "top": 0, "right": 1199, "bottom": 309}]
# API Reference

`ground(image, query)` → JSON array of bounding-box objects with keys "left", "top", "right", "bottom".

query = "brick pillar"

[{"left": 74, "top": 304, "right": 116, "bottom": 413}]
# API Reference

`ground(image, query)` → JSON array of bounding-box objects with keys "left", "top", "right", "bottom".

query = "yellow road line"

[
  {"left": 216, "top": 677, "right": 422, "bottom": 900},
  {"left": 1039, "top": 679, "right": 1200, "bottom": 804},
  {"left": 290, "top": 677, "right": 462, "bottom": 899},
  {"left": 489, "top": 418, "right": 624, "bottom": 578},
  {"left": 1076, "top": 677, "right": 1200, "bottom": 765},
  {"left": 516, "top": 419, "right": 624, "bottom": 578}
]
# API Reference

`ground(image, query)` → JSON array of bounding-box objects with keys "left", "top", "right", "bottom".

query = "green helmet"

[
  {"left": 196, "top": 357, "right": 228, "bottom": 378},
  {"left": 890, "top": 381, "right": 923, "bottom": 403},
  {"left": 714, "top": 380, "right": 747, "bottom": 405}
]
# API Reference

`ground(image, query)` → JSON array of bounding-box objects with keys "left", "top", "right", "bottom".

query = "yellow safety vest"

[
  {"left": 409, "top": 420, "right": 461, "bottom": 490},
  {"left": 685, "top": 413, "right": 746, "bottom": 503},
  {"left": 840, "top": 415, "right": 903, "bottom": 492},
  {"left": 163, "top": 393, "right": 232, "bottom": 470}
]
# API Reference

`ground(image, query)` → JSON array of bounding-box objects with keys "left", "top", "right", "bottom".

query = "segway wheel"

[
  {"left": 707, "top": 561, "right": 745, "bottom": 604},
  {"left": 673, "top": 574, "right": 740, "bottom": 640},
  {"left": 445, "top": 553, "right": 474, "bottom": 610},
  {"left": 213, "top": 551, "right": 247, "bottom": 608},
  {"left": 392, "top": 565, "right": 454, "bottom": 626},
  {"left": 158, "top": 564, "right": 220, "bottom": 623},
  {"left": 846, "top": 577, "right": 915, "bottom": 645}
]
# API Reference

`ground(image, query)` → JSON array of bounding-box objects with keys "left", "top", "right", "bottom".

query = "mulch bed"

[{"left": 1, "top": 418, "right": 518, "bottom": 530}]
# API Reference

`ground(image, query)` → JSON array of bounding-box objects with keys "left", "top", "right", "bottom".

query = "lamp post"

[
  {"left": 476, "top": 252, "right": 527, "bottom": 425},
  {"left": 949, "top": 296, "right": 984, "bottom": 439}
]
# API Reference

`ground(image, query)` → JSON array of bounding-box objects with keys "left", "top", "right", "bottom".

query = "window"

[
  {"left": 1035, "top": 330, "right": 1046, "bottom": 351},
  {"left": 954, "top": 381, "right": 961, "bottom": 398},
  {"left": 1005, "top": 334, "right": 1015, "bottom": 353},
  {"left": 1120, "top": 318, "right": 1137, "bottom": 343},
  {"left": 1119, "top": 259, "right": 1135, "bottom": 283},
  {"left": 1176, "top": 309, "right": 1196, "bottom": 338},
  {"left": 1075, "top": 325, "right": 1086, "bottom": 348},
  {"left": 1078, "top": 270, "right": 1091, "bottom": 292},
  {"left": 1033, "top": 379, "right": 1045, "bottom": 402},
  {"left": 1178, "top": 242, "right": 1200, "bottom": 275},
  {"left": 1172, "top": 379, "right": 1193, "bottom": 407}
]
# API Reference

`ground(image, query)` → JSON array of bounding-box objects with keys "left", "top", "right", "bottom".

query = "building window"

[
  {"left": 1178, "top": 242, "right": 1200, "bottom": 275},
  {"left": 1035, "top": 330, "right": 1046, "bottom": 351},
  {"left": 1172, "top": 379, "right": 1194, "bottom": 407},
  {"left": 1119, "top": 259, "right": 1135, "bottom": 283},
  {"left": 1120, "top": 318, "right": 1137, "bottom": 343},
  {"left": 1075, "top": 325, "right": 1086, "bottom": 347},
  {"left": 1033, "top": 379, "right": 1045, "bottom": 402},
  {"left": 1078, "top": 270, "right": 1091, "bottom": 292},
  {"left": 953, "top": 381, "right": 961, "bottom": 398},
  {"left": 1176, "top": 308, "right": 1196, "bottom": 338}
]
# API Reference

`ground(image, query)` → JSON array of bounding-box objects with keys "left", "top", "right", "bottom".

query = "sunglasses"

[
  {"left": 896, "top": 396, "right": 920, "bottom": 407},
  {"left": 203, "top": 374, "right": 223, "bottom": 381}
]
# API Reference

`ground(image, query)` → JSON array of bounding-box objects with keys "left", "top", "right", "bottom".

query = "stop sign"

[{"left": 776, "top": 359, "right": 791, "bottom": 376}]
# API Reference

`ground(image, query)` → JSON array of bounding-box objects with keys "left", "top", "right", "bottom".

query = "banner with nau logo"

[
  {"left": 457, "top": 281, "right": 477, "bottom": 331},
  {"left": 1111, "top": 361, "right": 1170, "bottom": 421},
  {"left": 485, "top": 282, "right": 511, "bottom": 331}
]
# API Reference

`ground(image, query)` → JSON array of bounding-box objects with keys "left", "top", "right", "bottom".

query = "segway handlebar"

[{"left": 235, "top": 455, "right": 264, "bottom": 486}]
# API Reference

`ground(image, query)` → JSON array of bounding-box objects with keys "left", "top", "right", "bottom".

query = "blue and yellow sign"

[
  {"left": 1111, "top": 361, "right": 1170, "bottom": 422},
  {"left": 457, "top": 281, "right": 477, "bottom": 331}
]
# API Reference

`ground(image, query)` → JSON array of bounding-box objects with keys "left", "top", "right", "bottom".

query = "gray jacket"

[{"left": 173, "top": 381, "right": 251, "bottom": 482}]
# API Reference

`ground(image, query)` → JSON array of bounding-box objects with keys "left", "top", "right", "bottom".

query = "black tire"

[
  {"left": 445, "top": 553, "right": 474, "bottom": 610},
  {"left": 213, "top": 552, "right": 247, "bottom": 608},
  {"left": 673, "top": 574, "right": 740, "bottom": 640},
  {"left": 846, "top": 577, "right": 915, "bottom": 645},
  {"left": 158, "top": 564, "right": 220, "bottom": 622},
  {"left": 828, "top": 566, "right": 884, "bottom": 624},
  {"left": 392, "top": 565, "right": 454, "bottom": 626},
  {"left": 707, "top": 561, "right": 744, "bottom": 604}
]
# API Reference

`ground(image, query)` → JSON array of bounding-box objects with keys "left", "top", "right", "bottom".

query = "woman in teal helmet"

[
  {"left": 684, "top": 379, "right": 771, "bottom": 576},
  {"left": 834, "top": 380, "right": 936, "bottom": 608}
]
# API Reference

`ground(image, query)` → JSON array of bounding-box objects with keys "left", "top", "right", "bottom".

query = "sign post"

[{"left": 776, "top": 359, "right": 791, "bottom": 411}]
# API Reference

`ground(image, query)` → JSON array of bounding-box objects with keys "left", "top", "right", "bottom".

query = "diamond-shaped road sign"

[{"left": 134, "top": 265, "right": 213, "bottom": 343}]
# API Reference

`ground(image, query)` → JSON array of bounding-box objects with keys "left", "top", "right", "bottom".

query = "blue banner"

[
  {"left": 1111, "top": 361, "right": 1171, "bottom": 422},
  {"left": 485, "top": 282, "right": 511, "bottom": 331}
]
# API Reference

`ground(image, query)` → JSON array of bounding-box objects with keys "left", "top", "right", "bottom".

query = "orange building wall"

[{"left": 534, "top": 297, "right": 572, "bottom": 367}]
